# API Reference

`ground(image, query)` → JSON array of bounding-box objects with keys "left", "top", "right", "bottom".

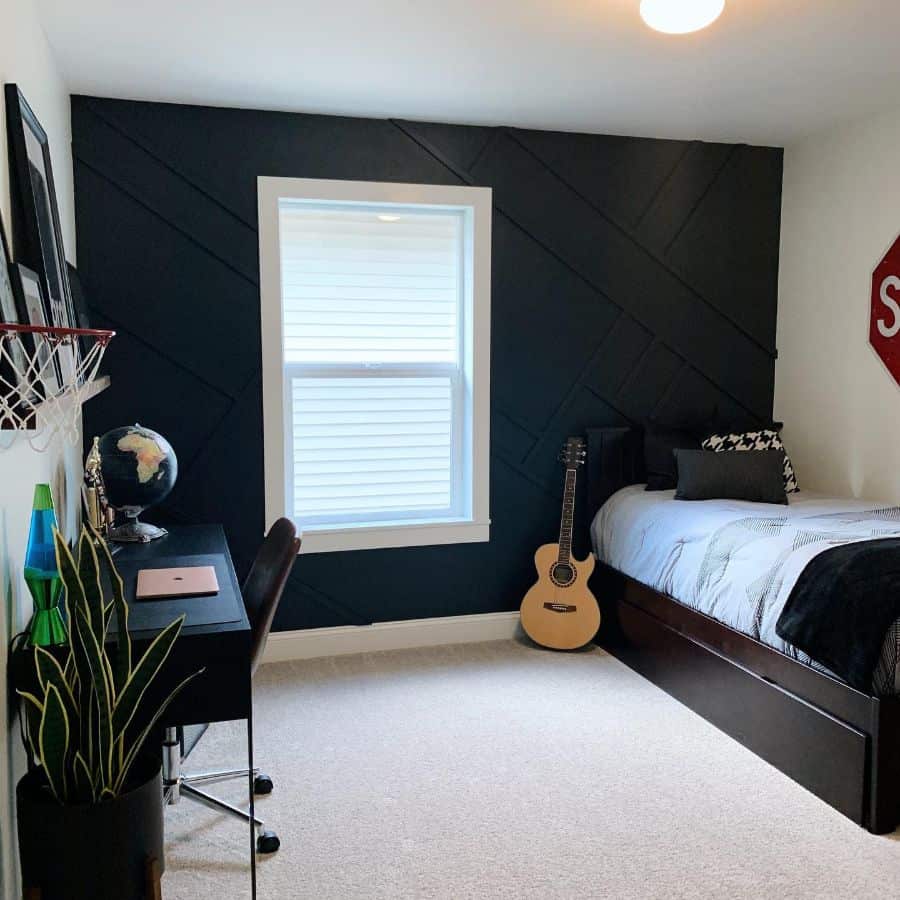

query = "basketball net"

[{"left": 0, "top": 324, "right": 114, "bottom": 452}]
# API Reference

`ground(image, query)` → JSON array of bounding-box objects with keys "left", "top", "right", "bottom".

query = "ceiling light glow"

[
  {"left": 640, "top": 0, "right": 725, "bottom": 34},
  {"left": 377, "top": 214, "right": 401, "bottom": 222}
]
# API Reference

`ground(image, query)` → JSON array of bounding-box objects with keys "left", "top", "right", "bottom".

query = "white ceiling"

[{"left": 36, "top": 0, "right": 900, "bottom": 146}]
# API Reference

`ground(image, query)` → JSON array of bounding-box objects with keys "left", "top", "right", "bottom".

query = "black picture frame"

[
  {"left": 0, "top": 212, "right": 37, "bottom": 401},
  {"left": 0, "top": 214, "right": 17, "bottom": 321},
  {"left": 12, "top": 263, "right": 62, "bottom": 397},
  {"left": 5, "top": 83, "right": 80, "bottom": 386},
  {"left": 66, "top": 262, "right": 92, "bottom": 359}
]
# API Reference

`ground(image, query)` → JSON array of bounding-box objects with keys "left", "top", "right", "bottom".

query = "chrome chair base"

[{"left": 162, "top": 727, "right": 280, "bottom": 854}]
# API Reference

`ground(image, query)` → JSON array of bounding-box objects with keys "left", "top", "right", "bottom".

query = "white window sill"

[{"left": 296, "top": 519, "right": 491, "bottom": 554}]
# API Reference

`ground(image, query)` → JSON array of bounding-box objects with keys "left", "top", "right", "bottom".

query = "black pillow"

[
  {"left": 674, "top": 449, "right": 788, "bottom": 504},
  {"left": 644, "top": 425, "right": 701, "bottom": 491}
]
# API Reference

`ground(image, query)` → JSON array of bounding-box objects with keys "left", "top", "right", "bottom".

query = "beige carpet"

[{"left": 162, "top": 639, "right": 900, "bottom": 899}]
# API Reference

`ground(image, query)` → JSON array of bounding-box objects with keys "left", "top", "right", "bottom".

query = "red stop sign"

[{"left": 871, "top": 234, "right": 900, "bottom": 387}]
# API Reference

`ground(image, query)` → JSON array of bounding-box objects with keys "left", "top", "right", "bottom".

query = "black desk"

[
  {"left": 113, "top": 525, "right": 256, "bottom": 897},
  {"left": 113, "top": 525, "right": 251, "bottom": 728}
]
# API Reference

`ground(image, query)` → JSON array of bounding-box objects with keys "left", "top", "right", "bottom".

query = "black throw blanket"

[{"left": 776, "top": 538, "right": 900, "bottom": 691}]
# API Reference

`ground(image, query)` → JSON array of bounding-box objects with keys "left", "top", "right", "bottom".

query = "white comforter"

[{"left": 592, "top": 486, "right": 900, "bottom": 694}]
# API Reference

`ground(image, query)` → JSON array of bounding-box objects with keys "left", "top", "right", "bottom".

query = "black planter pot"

[{"left": 16, "top": 756, "right": 164, "bottom": 900}]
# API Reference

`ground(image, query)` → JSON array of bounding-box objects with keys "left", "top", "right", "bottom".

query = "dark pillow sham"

[
  {"left": 674, "top": 449, "right": 788, "bottom": 504},
  {"left": 644, "top": 425, "right": 701, "bottom": 491}
]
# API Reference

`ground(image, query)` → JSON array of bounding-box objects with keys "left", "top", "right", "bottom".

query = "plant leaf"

[
  {"left": 18, "top": 690, "right": 44, "bottom": 765},
  {"left": 77, "top": 531, "right": 105, "bottom": 646},
  {"left": 54, "top": 528, "right": 87, "bottom": 629},
  {"left": 55, "top": 530, "right": 91, "bottom": 708},
  {"left": 103, "top": 653, "right": 117, "bottom": 706},
  {"left": 34, "top": 646, "right": 78, "bottom": 724},
  {"left": 114, "top": 668, "right": 203, "bottom": 794},
  {"left": 73, "top": 633, "right": 94, "bottom": 764},
  {"left": 81, "top": 686, "right": 96, "bottom": 773},
  {"left": 93, "top": 528, "right": 131, "bottom": 693},
  {"left": 73, "top": 605, "right": 114, "bottom": 788},
  {"left": 72, "top": 751, "right": 95, "bottom": 803},
  {"left": 112, "top": 615, "right": 185, "bottom": 739},
  {"left": 39, "top": 684, "right": 70, "bottom": 802}
]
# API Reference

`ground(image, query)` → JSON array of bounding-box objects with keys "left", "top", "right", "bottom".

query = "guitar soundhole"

[{"left": 550, "top": 563, "right": 575, "bottom": 587}]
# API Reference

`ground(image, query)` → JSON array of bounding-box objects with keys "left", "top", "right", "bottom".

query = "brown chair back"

[{"left": 241, "top": 518, "right": 301, "bottom": 676}]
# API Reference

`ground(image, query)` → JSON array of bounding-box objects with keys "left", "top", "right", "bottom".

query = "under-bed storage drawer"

[{"left": 610, "top": 596, "right": 869, "bottom": 825}]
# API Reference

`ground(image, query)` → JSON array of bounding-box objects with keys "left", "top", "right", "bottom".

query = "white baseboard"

[{"left": 261, "top": 610, "right": 521, "bottom": 664}]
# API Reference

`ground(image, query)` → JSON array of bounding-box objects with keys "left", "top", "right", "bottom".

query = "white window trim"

[{"left": 258, "top": 176, "right": 492, "bottom": 554}]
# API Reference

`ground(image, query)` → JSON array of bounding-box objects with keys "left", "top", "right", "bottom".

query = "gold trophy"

[{"left": 83, "top": 436, "right": 112, "bottom": 539}]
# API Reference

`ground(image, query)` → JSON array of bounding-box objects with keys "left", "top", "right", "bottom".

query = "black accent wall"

[{"left": 73, "top": 96, "right": 783, "bottom": 631}]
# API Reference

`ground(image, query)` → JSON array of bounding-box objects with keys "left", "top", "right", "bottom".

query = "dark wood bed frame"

[{"left": 586, "top": 428, "right": 900, "bottom": 834}]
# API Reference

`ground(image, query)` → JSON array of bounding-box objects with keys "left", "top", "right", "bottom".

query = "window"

[{"left": 258, "top": 177, "right": 491, "bottom": 553}]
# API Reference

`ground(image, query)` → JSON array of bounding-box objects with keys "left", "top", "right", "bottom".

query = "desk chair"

[{"left": 163, "top": 518, "right": 301, "bottom": 853}]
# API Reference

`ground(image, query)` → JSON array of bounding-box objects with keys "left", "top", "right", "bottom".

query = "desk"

[
  {"left": 113, "top": 525, "right": 251, "bottom": 728},
  {"left": 113, "top": 525, "right": 256, "bottom": 898}
]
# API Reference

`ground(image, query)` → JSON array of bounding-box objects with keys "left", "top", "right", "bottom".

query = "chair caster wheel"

[
  {"left": 257, "top": 830, "right": 280, "bottom": 854},
  {"left": 253, "top": 774, "right": 274, "bottom": 795}
]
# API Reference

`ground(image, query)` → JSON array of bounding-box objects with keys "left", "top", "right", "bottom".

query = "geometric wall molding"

[{"left": 73, "top": 96, "right": 783, "bottom": 631}]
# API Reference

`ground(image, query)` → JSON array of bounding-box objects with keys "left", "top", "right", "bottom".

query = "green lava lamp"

[{"left": 24, "top": 484, "right": 67, "bottom": 647}]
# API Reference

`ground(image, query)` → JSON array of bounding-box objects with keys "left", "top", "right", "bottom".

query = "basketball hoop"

[{"left": 0, "top": 323, "right": 115, "bottom": 451}]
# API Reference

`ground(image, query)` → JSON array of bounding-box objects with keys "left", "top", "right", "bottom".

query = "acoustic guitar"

[{"left": 520, "top": 436, "right": 601, "bottom": 650}]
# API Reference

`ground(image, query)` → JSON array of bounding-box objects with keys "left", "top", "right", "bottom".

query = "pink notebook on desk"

[{"left": 136, "top": 565, "right": 220, "bottom": 600}]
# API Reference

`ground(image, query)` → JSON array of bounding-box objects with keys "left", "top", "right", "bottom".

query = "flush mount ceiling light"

[{"left": 640, "top": 0, "right": 725, "bottom": 34}]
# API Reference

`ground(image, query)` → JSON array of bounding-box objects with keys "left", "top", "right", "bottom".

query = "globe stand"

[{"left": 108, "top": 513, "right": 168, "bottom": 543}]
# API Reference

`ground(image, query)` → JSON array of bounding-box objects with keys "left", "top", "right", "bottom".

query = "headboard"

[{"left": 585, "top": 427, "right": 644, "bottom": 521}]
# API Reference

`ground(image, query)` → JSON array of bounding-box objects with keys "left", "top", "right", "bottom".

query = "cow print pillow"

[{"left": 701, "top": 428, "right": 799, "bottom": 494}]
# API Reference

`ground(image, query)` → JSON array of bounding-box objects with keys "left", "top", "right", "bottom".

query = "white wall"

[
  {"left": 0, "top": 3, "right": 77, "bottom": 898},
  {"left": 775, "top": 106, "right": 900, "bottom": 502},
  {"left": 0, "top": 0, "right": 74, "bottom": 253}
]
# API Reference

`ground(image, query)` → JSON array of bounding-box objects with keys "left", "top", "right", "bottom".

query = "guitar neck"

[{"left": 557, "top": 467, "right": 577, "bottom": 564}]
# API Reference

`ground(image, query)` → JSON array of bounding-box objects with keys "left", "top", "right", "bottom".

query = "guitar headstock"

[{"left": 558, "top": 436, "right": 587, "bottom": 468}]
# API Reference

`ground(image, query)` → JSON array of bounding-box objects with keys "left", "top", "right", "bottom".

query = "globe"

[{"left": 98, "top": 424, "right": 178, "bottom": 542}]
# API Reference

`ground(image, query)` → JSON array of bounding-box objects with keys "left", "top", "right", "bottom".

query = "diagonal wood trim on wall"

[{"left": 74, "top": 96, "right": 783, "bottom": 630}]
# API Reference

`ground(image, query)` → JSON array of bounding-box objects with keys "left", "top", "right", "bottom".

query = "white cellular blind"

[
  {"left": 279, "top": 204, "right": 462, "bottom": 365},
  {"left": 279, "top": 201, "right": 466, "bottom": 528},
  {"left": 291, "top": 376, "right": 454, "bottom": 520}
]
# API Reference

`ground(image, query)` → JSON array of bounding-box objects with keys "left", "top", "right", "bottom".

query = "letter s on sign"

[{"left": 878, "top": 275, "right": 900, "bottom": 339}]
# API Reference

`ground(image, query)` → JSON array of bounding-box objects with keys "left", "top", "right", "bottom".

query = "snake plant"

[{"left": 18, "top": 526, "right": 200, "bottom": 803}]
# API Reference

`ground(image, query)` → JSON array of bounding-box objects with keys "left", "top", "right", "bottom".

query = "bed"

[
  {"left": 594, "top": 485, "right": 900, "bottom": 695},
  {"left": 587, "top": 426, "right": 900, "bottom": 833}
]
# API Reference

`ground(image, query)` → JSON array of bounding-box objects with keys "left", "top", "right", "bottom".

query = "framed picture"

[
  {"left": 5, "top": 84, "right": 79, "bottom": 385},
  {"left": 66, "top": 262, "right": 92, "bottom": 359},
  {"left": 0, "top": 214, "right": 38, "bottom": 401},
  {"left": 12, "top": 264, "right": 62, "bottom": 397}
]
